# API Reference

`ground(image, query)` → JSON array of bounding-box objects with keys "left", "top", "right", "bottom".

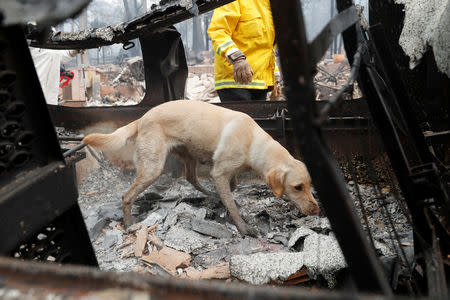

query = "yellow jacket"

[{"left": 207, "top": 0, "right": 276, "bottom": 90}]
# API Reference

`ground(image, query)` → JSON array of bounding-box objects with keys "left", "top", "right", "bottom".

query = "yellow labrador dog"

[{"left": 83, "top": 100, "right": 319, "bottom": 236}]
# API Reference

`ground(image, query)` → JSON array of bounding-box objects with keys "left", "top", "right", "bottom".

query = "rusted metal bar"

[{"left": 0, "top": 257, "right": 393, "bottom": 300}]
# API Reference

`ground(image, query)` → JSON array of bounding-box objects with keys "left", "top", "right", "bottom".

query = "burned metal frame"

[
  {"left": 0, "top": 26, "right": 97, "bottom": 266},
  {"left": 29, "top": 0, "right": 235, "bottom": 50},
  {"left": 270, "top": 0, "right": 391, "bottom": 294},
  {"left": 271, "top": 0, "right": 448, "bottom": 296}
]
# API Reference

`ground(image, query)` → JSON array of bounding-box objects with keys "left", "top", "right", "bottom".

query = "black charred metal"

[
  {"left": 0, "top": 26, "right": 97, "bottom": 266},
  {"left": 338, "top": 1, "right": 449, "bottom": 297},
  {"left": 140, "top": 27, "right": 188, "bottom": 106},
  {"left": 270, "top": 0, "right": 391, "bottom": 294},
  {"left": 29, "top": 0, "right": 234, "bottom": 50}
]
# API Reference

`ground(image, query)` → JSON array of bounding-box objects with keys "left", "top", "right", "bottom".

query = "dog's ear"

[{"left": 266, "top": 168, "right": 286, "bottom": 198}]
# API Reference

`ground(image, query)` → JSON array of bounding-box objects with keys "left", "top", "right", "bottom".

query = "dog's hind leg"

[
  {"left": 122, "top": 128, "right": 168, "bottom": 228},
  {"left": 230, "top": 175, "right": 237, "bottom": 192},
  {"left": 175, "top": 151, "right": 218, "bottom": 198}
]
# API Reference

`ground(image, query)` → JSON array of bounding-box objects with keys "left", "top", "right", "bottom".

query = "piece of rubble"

[
  {"left": 182, "top": 263, "right": 231, "bottom": 280},
  {"left": 191, "top": 218, "right": 233, "bottom": 239},
  {"left": 148, "top": 233, "right": 164, "bottom": 250},
  {"left": 141, "top": 212, "right": 164, "bottom": 227},
  {"left": 116, "top": 235, "right": 136, "bottom": 250},
  {"left": 291, "top": 216, "right": 331, "bottom": 233},
  {"left": 102, "top": 229, "right": 123, "bottom": 250},
  {"left": 200, "top": 263, "right": 231, "bottom": 280},
  {"left": 164, "top": 227, "right": 208, "bottom": 253},
  {"left": 302, "top": 232, "right": 347, "bottom": 288},
  {"left": 127, "top": 223, "right": 142, "bottom": 234},
  {"left": 163, "top": 202, "right": 207, "bottom": 229},
  {"left": 134, "top": 226, "right": 149, "bottom": 257},
  {"left": 230, "top": 252, "right": 305, "bottom": 285},
  {"left": 121, "top": 248, "right": 134, "bottom": 259},
  {"left": 277, "top": 268, "right": 310, "bottom": 285},
  {"left": 141, "top": 246, "right": 191, "bottom": 275},
  {"left": 288, "top": 227, "right": 316, "bottom": 249},
  {"left": 193, "top": 247, "right": 228, "bottom": 268}
]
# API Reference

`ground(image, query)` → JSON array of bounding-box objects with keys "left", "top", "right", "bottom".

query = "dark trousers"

[{"left": 217, "top": 88, "right": 268, "bottom": 102}]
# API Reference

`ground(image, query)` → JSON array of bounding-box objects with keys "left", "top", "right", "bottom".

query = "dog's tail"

[{"left": 82, "top": 120, "right": 138, "bottom": 152}]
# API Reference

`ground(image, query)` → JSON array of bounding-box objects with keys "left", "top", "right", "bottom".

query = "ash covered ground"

[{"left": 77, "top": 158, "right": 413, "bottom": 287}]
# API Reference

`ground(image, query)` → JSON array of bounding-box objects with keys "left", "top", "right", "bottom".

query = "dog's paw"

[
  {"left": 239, "top": 225, "right": 259, "bottom": 238},
  {"left": 123, "top": 216, "right": 137, "bottom": 229}
]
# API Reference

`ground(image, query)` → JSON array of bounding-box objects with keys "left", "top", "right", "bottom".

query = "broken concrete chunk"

[
  {"left": 191, "top": 218, "right": 233, "bottom": 239},
  {"left": 141, "top": 212, "right": 164, "bottom": 227},
  {"left": 141, "top": 246, "right": 191, "bottom": 275},
  {"left": 302, "top": 233, "right": 347, "bottom": 288},
  {"left": 134, "top": 226, "right": 149, "bottom": 257},
  {"left": 230, "top": 252, "right": 305, "bottom": 285},
  {"left": 288, "top": 227, "right": 316, "bottom": 248},
  {"left": 164, "top": 227, "right": 208, "bottom": 253}
]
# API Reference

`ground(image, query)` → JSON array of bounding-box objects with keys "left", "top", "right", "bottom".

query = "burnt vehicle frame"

[{"left": 0, "top": 0, "right": 449, "bottom": 298}]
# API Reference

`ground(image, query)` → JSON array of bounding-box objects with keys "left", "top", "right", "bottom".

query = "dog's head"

[{"left": 266, "top": 160, "right": 319, "bottom": 215}]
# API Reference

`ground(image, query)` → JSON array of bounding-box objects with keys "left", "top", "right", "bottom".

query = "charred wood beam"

[{"left": 29, "top": 0, "right": 234, "bottom": 50}]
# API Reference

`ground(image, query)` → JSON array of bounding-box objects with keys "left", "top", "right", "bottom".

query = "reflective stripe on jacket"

[{"left": 207, "top": 0, "right": 276, "bottom": 90}]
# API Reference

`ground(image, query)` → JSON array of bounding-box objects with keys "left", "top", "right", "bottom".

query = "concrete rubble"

[{"left": 76, "top": 156, "right": 412, "bottom": 288}]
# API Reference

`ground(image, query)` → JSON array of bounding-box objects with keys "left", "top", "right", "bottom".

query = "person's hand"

[{"left": 233, "top": 58, "right": 253, "bottom": 84}]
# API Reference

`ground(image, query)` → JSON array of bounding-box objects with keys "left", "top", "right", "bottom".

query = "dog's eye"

[{"left": 294, "top": 184, "right": 304, "bottom": 191}]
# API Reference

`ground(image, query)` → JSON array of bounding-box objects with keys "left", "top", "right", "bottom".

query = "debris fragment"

[
  {"left": 141, "top": 247, "right": 191, "bottom": 275},
  {"left": 148, "top": 233, "right": 164, "bottom": 250},
  {"left": 134, "top": 226, "right": 149, "bottom": 257},
  {"left": 164, "top": 226, "right": 208, "bottom": 253},
  {"left": 191, "top": 218, "right": 233, "bottom": 239},
  {"left": 182, "top": 263, "right": 231, "bottom": 280},
  {"left": 230, "top": 252, "right": 305, "bottom": 285}
]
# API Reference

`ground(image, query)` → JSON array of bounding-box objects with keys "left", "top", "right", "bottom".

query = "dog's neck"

[{"left": 249, "top": 137, "right": 291, "bottom": 177}]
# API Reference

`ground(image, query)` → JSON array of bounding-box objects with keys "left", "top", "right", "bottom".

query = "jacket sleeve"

[{"left": 207, "top": 2, "right": 241, "bottom": 58}]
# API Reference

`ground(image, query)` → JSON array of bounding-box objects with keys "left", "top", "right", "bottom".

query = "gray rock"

[
  {"left": 230, "top": 252, "right": 305, "bottom": 285},
  {"left": 191, "top": 218, "right": 233, "bottom": 239},
  {"left": 164, "top": 227, "right": 208, "bottom": 253},
  {"left": 85, "top": 216, "right": 109, "bottom": 241},
  {"left": 193, "top": 247, "right": 228, "bottom": 268},
  {"left": 98, "top": 203, "right": 123, "bottom": 221},
  {"left": 141, "top": 212, "right": 164, "bottom": 227},
  {"left": 103, "top": 229, "right": 123, "bottom": 249},
  {"left": 163, "top": 203, "right": 207, "bottom": 230}
]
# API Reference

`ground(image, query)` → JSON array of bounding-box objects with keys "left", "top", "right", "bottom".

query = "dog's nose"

[{"left": 310, "top": 207, "right": 320, "bottom": 215}]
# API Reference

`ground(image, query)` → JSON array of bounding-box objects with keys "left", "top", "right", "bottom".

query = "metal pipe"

[{"left": 63, "top": 142, "right": 86, "bottom": 158}]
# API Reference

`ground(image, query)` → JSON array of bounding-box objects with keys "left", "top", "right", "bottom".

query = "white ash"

[{"left": 394, "top": 0, "right": 450, "bottom": 77}]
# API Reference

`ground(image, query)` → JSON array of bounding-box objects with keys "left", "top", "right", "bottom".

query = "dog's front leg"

[{"left": 211, "top": 172, "right": 258, "bottom": 237}]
